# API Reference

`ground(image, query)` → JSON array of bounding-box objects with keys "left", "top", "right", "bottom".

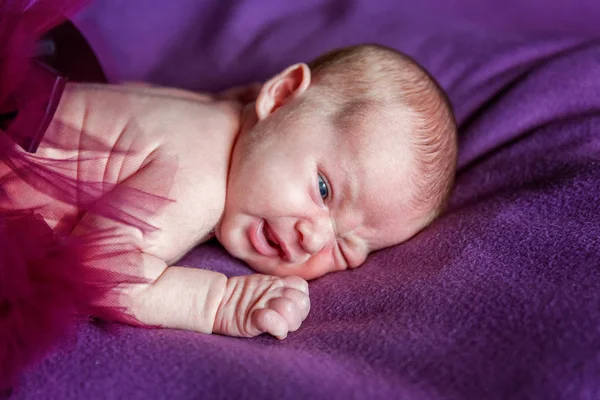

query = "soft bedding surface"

[{"left": 13, "top": 1, "right": 600, "bottom": 399}]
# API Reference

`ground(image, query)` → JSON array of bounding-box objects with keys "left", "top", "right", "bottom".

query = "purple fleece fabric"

[{"left": 13, "top": 1, "right": 600, "bottom": 399}]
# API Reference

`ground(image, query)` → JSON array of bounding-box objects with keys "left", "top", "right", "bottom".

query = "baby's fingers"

[
  {"left": 267, "top": 297, "right": 303, "bottom": 332},
  {"left": 282, "top": 287, "right": 310, "bottom": 320},
  {"left": 281, "top": 276, "right": 309, "bottom": 295},
  {"left": 252, "top": 308, "right": 289, "bottom": 340}
]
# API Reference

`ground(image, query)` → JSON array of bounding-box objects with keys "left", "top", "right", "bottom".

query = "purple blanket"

[{"left": 14, "top": 1, "right": 600, "bottom": 399}]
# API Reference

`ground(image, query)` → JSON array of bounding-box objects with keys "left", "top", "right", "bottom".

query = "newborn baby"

[{"left": 1, "top": 44, "right": 457, "bottom": 340}]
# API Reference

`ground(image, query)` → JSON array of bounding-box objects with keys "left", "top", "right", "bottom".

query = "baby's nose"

[{"left": 295, "top": 218, "right": 333, "bottom": 255}]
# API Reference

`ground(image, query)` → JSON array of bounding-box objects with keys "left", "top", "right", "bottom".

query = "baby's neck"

[
  {"left": 199, "top": 98, "right": 247, "bottom": 234},
  {"left": 209, "top": 101, "right": 256, "bottom": 239},
  {"left": 214, "top": 98, "right": 245, "bottom": 144}
]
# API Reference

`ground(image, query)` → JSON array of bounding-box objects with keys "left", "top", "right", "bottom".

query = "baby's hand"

[{"left": 213, "top": 275, "right": 310, "bottom": 339}]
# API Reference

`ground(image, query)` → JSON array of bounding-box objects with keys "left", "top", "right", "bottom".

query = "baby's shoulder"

[
  {"left": 42, "top": 82, "right": 237, "bottom": 176},
  {"left": 54, "top": 82, "right": 220, "bottom": 149}
]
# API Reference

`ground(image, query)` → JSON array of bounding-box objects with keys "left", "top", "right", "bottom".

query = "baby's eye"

[{"left": 318, "top": 174, "right": 329, "bottom": 200}]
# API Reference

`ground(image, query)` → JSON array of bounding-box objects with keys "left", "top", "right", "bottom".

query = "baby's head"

[{"left": 216, "top": 44, "right": 457, "bottom": 280}]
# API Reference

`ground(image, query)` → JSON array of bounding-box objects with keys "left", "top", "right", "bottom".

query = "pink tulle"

[
  {"left": 0, "top": 211, "right": 90, "bottom": 385},
  {"left": 0, "top": 0, "right": 173, "bottom": 387}
]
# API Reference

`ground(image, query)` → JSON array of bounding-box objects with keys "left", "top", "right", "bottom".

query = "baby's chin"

[
  {"left": 246, "top": 255, "right": 339, "bottom": 281},
  {"left": 245, "top": 258, "right": 296, "bottom": 277}
]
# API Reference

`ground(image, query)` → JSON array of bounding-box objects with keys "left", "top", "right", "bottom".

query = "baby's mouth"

[
  {"left": 249, "top": 219, "right": 287, "bottom": 260},
  {"left": 263, "top": 221, "right": 288, "bottom": 260}
]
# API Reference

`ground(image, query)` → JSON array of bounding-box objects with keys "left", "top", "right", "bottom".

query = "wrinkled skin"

[{"left": 214, "top": 275, "right": 309, "bottom": 339}]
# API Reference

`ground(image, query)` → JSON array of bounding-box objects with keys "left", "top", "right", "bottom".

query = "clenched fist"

[{"left": 213, "top": 275, "right": 310, "bottom": 339}]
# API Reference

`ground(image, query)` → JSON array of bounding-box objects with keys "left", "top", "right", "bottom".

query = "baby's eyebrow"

[
  {"left": 332, "top": 127, "right": 361, "bottom": 207},
  {"left": 339, "top": 169, "right": 358, "bottom": 208},
  {"left": 331, "top": 172, "right": 361, "bottom": 241}
]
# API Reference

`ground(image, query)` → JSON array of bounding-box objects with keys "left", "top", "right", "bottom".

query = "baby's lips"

[
  {"left": 248, "top": 219, "right": 279, "bottom": 257},
  {"left": 264, "top": 221, "right": 296, "bottom": 262}
]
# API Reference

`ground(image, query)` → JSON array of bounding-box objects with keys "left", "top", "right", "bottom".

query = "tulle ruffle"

[{"left": 0, "top": 0, "right": 173, "bottom": 387}]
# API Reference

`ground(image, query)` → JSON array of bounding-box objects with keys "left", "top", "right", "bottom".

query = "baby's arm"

[
  {"left": 137, "top": 266, "right": 309, "bottom": 338},
  {"left": 72, "top": 158, "right": 309, "bottom": 339}
]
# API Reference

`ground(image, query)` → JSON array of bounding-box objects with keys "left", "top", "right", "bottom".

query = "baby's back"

[{"left": 1, "top": 82, "right": 240, "bottom": 262}]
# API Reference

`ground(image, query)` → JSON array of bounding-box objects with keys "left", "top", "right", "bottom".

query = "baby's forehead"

[
  {"left": 328, "top": 101, "right": 414, "bottom": 165},
  {"left": 330, "top": 99, "right": 388, "bottom": 138},
  {"left": 325, "top": 104, "right": 422, "bottom": 248}
]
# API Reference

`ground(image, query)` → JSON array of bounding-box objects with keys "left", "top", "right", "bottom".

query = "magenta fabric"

[
  {"left": 11, "top": 0, "right": 600, "bottom": 399},
  {"left": 0, "top": 0, "right": 175, "bottom": 389}
]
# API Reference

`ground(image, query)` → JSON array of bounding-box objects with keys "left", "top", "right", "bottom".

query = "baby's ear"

[{"left": 255, "top": 63, "right": 311, "bottom": 120}]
